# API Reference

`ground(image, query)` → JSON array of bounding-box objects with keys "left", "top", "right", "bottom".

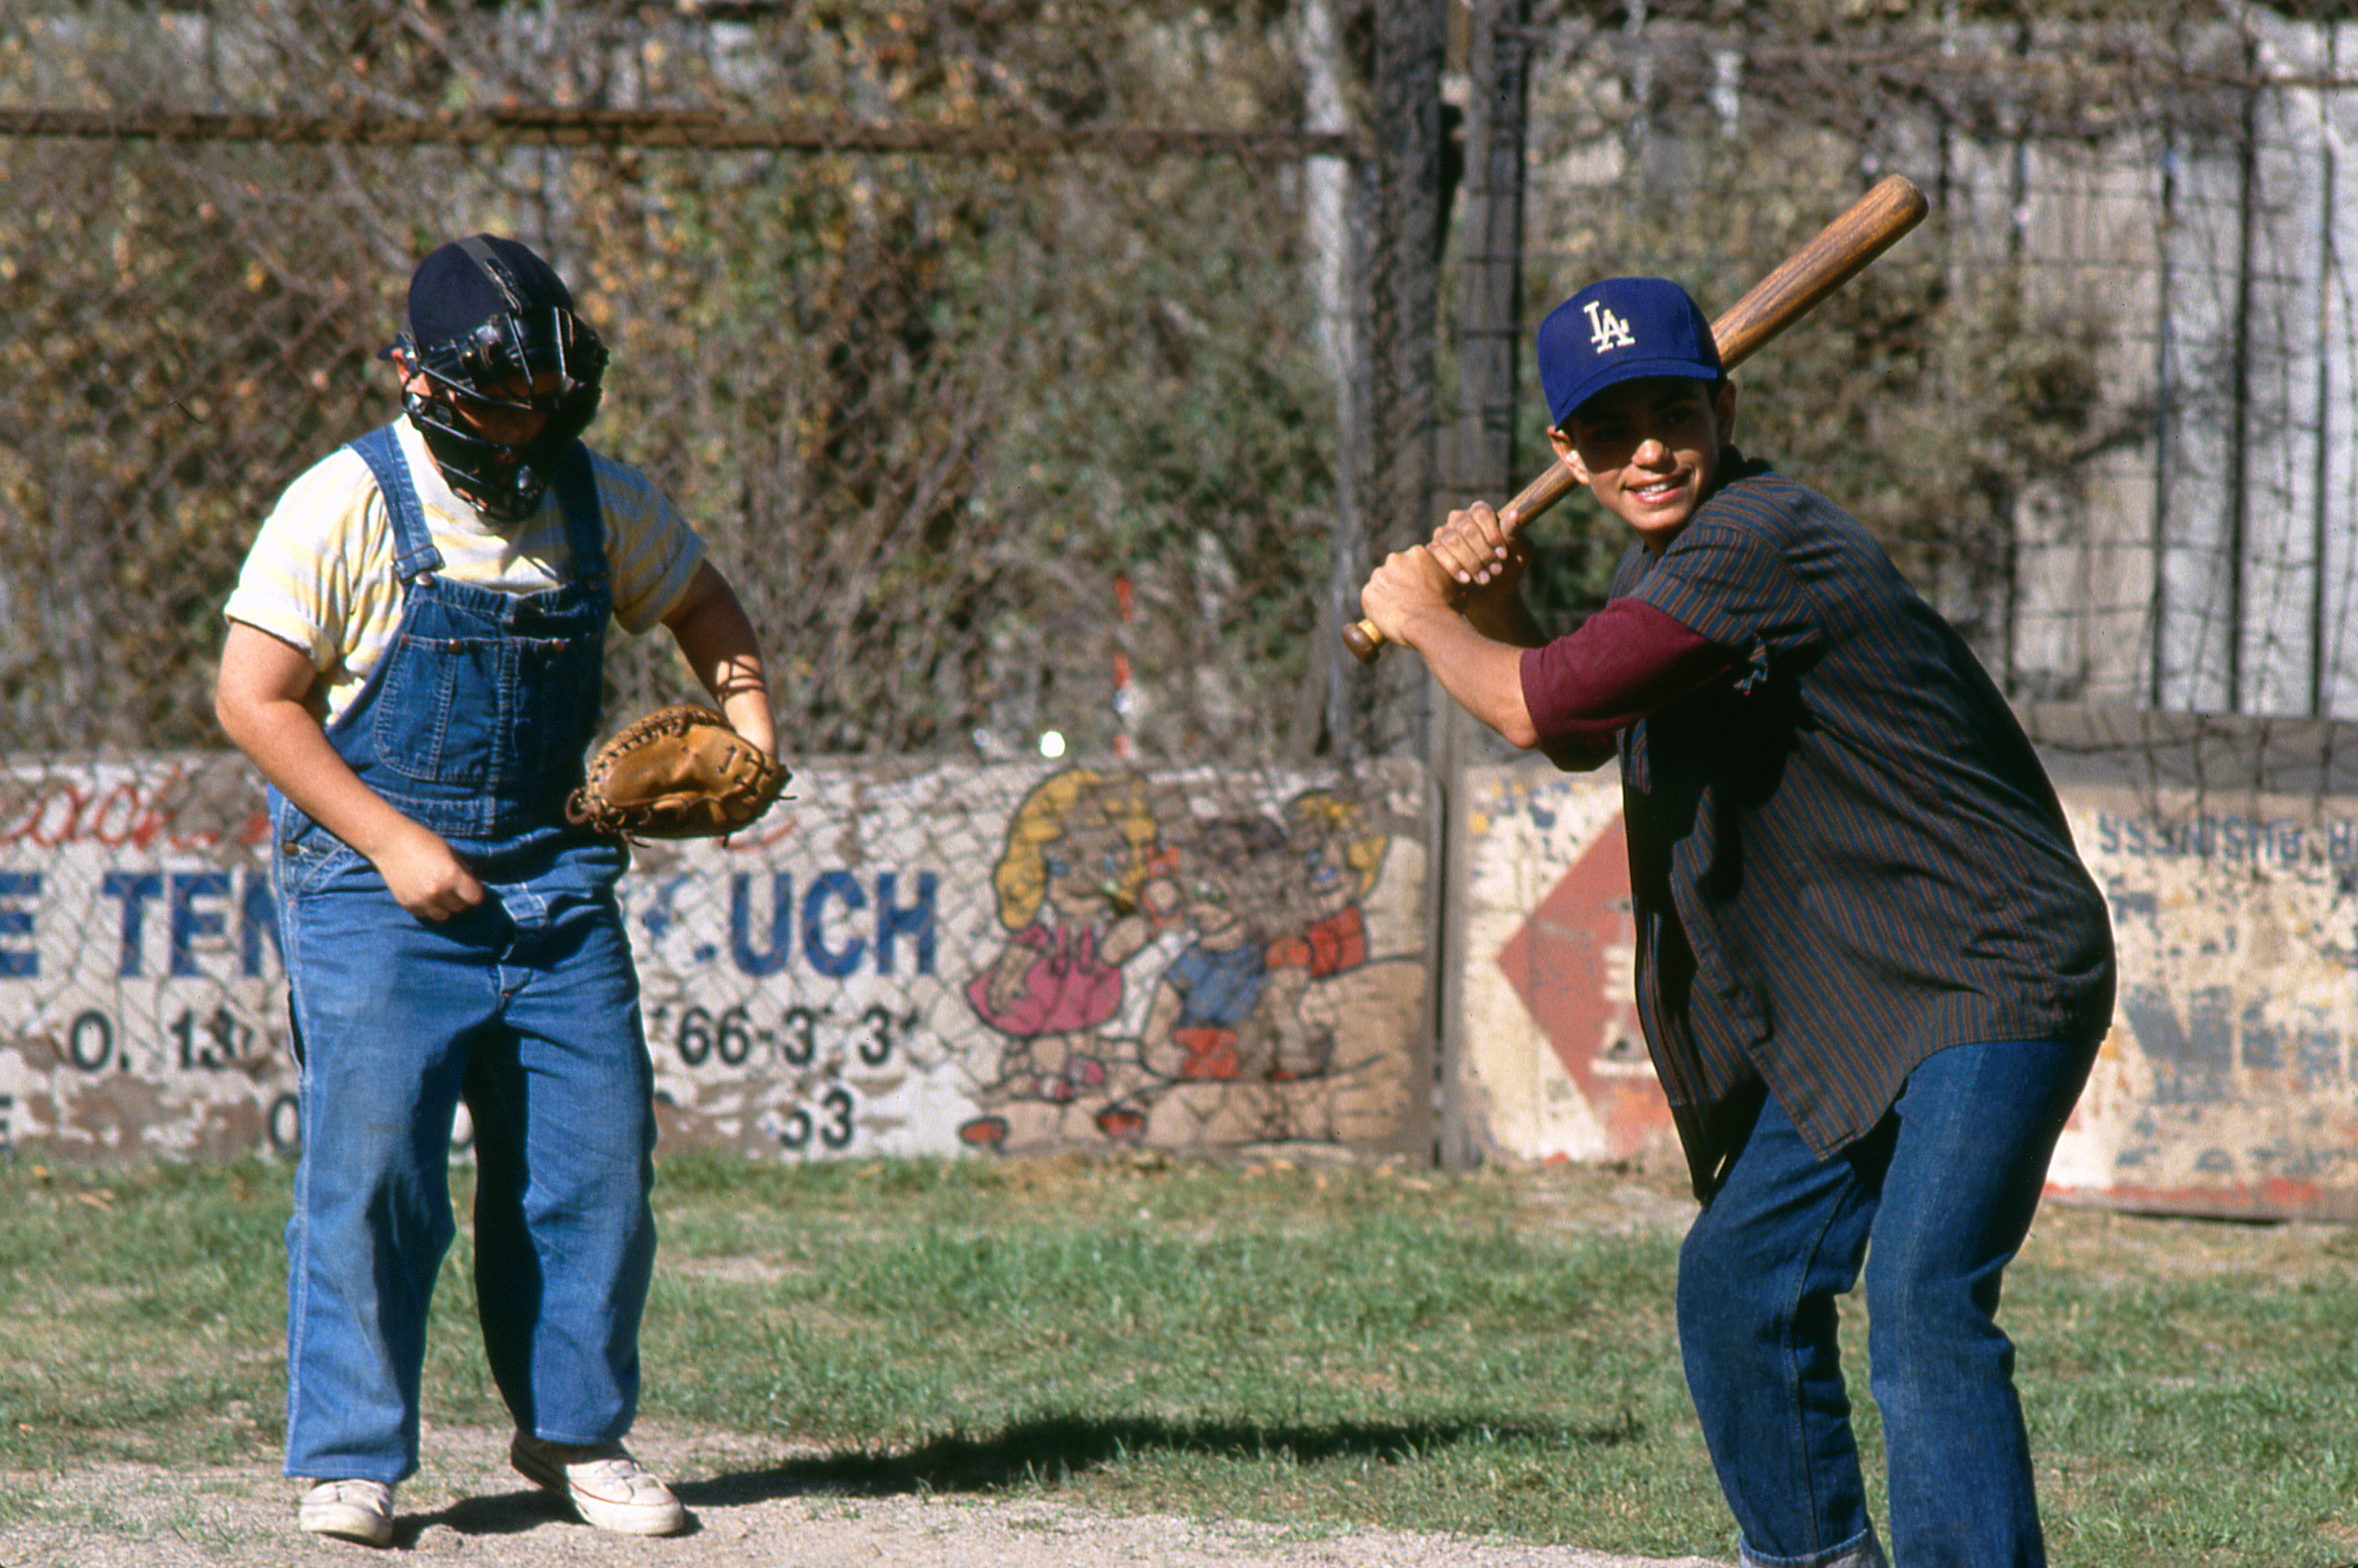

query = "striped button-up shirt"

[{"left": 1523, "top": 458, "right": 2116, "bottom": 1199}]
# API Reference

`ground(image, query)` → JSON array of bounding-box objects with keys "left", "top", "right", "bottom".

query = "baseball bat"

[{"left": 1342, "top": 172, "right": 1931, "bottom": 663}]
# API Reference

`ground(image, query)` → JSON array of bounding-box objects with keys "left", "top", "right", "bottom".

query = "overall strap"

[
  {"left": 347, "top": 424, "right": 445, "bottom": 584},
  {"left": 546, "top": 440, "right": 608, "bottom": 585}
]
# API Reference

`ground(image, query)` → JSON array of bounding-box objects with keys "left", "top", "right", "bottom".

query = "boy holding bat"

[{"left": 1359, "top": 276, "right": 2113, "bottom": 1568}]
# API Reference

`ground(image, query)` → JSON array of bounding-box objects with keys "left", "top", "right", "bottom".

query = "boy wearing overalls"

[{"left": 215, "top": 236, "right": 776, "bottom": 1545}]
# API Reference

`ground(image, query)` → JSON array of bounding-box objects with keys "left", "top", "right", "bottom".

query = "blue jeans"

[
  {"left": 279, "top": 828, "right": 655, "bottom": 1485},
  {"left": 1676, "top": 1037, "right": 2096, "bottom": 1568}
]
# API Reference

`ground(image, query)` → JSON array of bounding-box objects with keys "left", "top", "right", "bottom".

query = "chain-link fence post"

[
  {"left": 1362, "top": 0, "right": 1445, "bottom": 766},
  {"left": 1433, "top": 0, "right": 1531, "bottom": 1171}
]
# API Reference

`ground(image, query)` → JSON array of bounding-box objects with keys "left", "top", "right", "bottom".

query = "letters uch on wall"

[{"left": 0, "top": 757, "right": 1433, "bottom": 1166}]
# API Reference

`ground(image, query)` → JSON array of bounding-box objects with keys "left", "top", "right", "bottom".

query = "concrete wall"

[
  {"left": 1451, "top": 708, "right": 2358, "bottom": 1220},
  {"left": 16, "top": 709, "right": 2358, "bottom": 1221},
  {"left": 0, "top": 756, "right": 1434, "bottom": 1166}
]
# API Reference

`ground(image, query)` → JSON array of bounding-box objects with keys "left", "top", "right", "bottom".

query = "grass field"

[{"left": 0, "top": 1149, "right": 2351, "bottom": 1566}]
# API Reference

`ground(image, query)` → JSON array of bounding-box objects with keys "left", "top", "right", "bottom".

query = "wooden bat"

[{"left": 1342, "top": 173, "right": 1931, "bottom": 663}]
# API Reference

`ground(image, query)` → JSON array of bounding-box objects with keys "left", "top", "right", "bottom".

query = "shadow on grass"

[{"left": 675, "top": 1410, "right": 1645, "bottom": 1508}]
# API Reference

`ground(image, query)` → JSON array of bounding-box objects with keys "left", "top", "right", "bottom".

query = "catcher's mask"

[{"left": 392, "top": 235, "right": 607, "bottom": 523}]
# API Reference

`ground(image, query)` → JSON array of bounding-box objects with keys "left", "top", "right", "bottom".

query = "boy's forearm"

[
  {"left": 217, "top": 695, "right": 426, "bottom": 862},
  {"left": 1393, "top": 607, "right": 1543, "bottom": 749},
  {"left": 664, "top": 562, "right": 776, "bottom": 757},
  {"left": 1461, "top": 583, "right": 1551, "bottom": 650}
]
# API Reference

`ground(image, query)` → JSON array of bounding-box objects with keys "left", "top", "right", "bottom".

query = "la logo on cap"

[{"left": 1584, "top": 298, "right": 1636, "bottom": 352}]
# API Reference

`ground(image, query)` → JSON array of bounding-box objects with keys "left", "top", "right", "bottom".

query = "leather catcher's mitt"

[{"left": 567, "top": 704, "right": 789, "bottom": 840}]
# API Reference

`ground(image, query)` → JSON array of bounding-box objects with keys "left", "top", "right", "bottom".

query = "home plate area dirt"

[{"left": 2, "top": 1420, "right": 1732, "bottom": 1568}]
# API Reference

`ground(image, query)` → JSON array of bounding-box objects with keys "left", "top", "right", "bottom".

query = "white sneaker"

[
  {"left": 297, "top": 1477, "right": 395, "bottom": 1546},
  {"left": 510, "top": 1433, "right": 686, "bottom": 1535}
]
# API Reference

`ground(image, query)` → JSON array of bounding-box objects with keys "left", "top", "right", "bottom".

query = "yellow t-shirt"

[{"left": 224, "top": 418, "right": 704, "bottom": 725}]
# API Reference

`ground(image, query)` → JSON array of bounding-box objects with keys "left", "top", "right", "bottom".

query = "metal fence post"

[
  {"left": 1366, "top": 0, "right": 1446, "bottom": 754},
  {"left": 1435, "top": 0, "right": 1530, "bottom": 1168}
]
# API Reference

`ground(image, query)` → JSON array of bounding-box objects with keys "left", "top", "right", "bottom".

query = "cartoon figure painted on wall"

[
  {"left": 958, "top": 770, "right": 1424, "bottom": 1155},
  {"left": 1260, "top": 788, "right": 1387, "bottom": 1080},
  {"left": 1134, "top": 788, "right": 1422, "bottom": 1148},
  {"left": 962, "top": 768, "right": 1177, "bottom": 1105},
  {"left": 1138, "top": 815, "right": 1288, "bottom": 1084}
]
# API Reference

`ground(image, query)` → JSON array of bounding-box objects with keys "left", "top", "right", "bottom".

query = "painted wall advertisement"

[
  {"left": 1455, "top": 757, "right": 2358, "bottom": 1221},
  {"left": 0, "top": 756, "right": 1433, "bottom": 1167}
]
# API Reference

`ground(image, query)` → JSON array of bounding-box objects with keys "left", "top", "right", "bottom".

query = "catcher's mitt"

[{"left": 567, "top": 704, "right": 789, "bottom": 840}]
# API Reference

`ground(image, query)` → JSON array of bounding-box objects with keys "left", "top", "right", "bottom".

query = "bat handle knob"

[{"left": 1341, "top": 618, "right": 1384, "bottom": 664}]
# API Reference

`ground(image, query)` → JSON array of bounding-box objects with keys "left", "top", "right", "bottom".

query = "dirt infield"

[{"left": 1, "top": 1420, "right": 1731, "bottom": 1568}]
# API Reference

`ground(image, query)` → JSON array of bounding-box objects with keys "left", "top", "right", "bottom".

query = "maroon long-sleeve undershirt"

[{"left": 1517, "top": 597, "right": 1740, "bottom": 768}]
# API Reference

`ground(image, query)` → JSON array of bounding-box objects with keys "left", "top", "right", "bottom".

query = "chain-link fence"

[
  {"left": 1, "top": 0, "right": 1420, "bottom": 766},
  {"left": 37, "top": 2, "right": 2358, "bottom": 769},
  {"left": 24, "top": 4, "right": 2358, "bottom": 754},
  {"left": 1454, "top": 0, "right": 2358, "bottom": 755}
]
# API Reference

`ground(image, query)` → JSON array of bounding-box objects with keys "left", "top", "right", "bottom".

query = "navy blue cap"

[
  {"left": 390, "top": 235, "right": 576, "bottom": 355},
  {"left": 1537, "top": 277, "right": 1721, "bottom": 430}
]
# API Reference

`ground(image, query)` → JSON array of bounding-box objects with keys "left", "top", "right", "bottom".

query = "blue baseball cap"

[
  {"left": 1537, "top": 277, "right": 1721, "bottom": 430},
  {"left": 381, "top": 235, "right": 578, "bottom": 360}
]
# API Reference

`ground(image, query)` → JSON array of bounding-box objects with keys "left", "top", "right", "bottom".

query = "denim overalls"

[{"left": 275, "top": 424, "right": 656, "bottom": 1486}]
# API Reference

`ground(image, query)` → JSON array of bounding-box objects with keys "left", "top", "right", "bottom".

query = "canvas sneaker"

[
  {"left": 297, "top": 1477, "right": 395, "bottom": 1547},
  {"left": 510, "top": 1433, "right": 686, "bottom": 1535}
]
